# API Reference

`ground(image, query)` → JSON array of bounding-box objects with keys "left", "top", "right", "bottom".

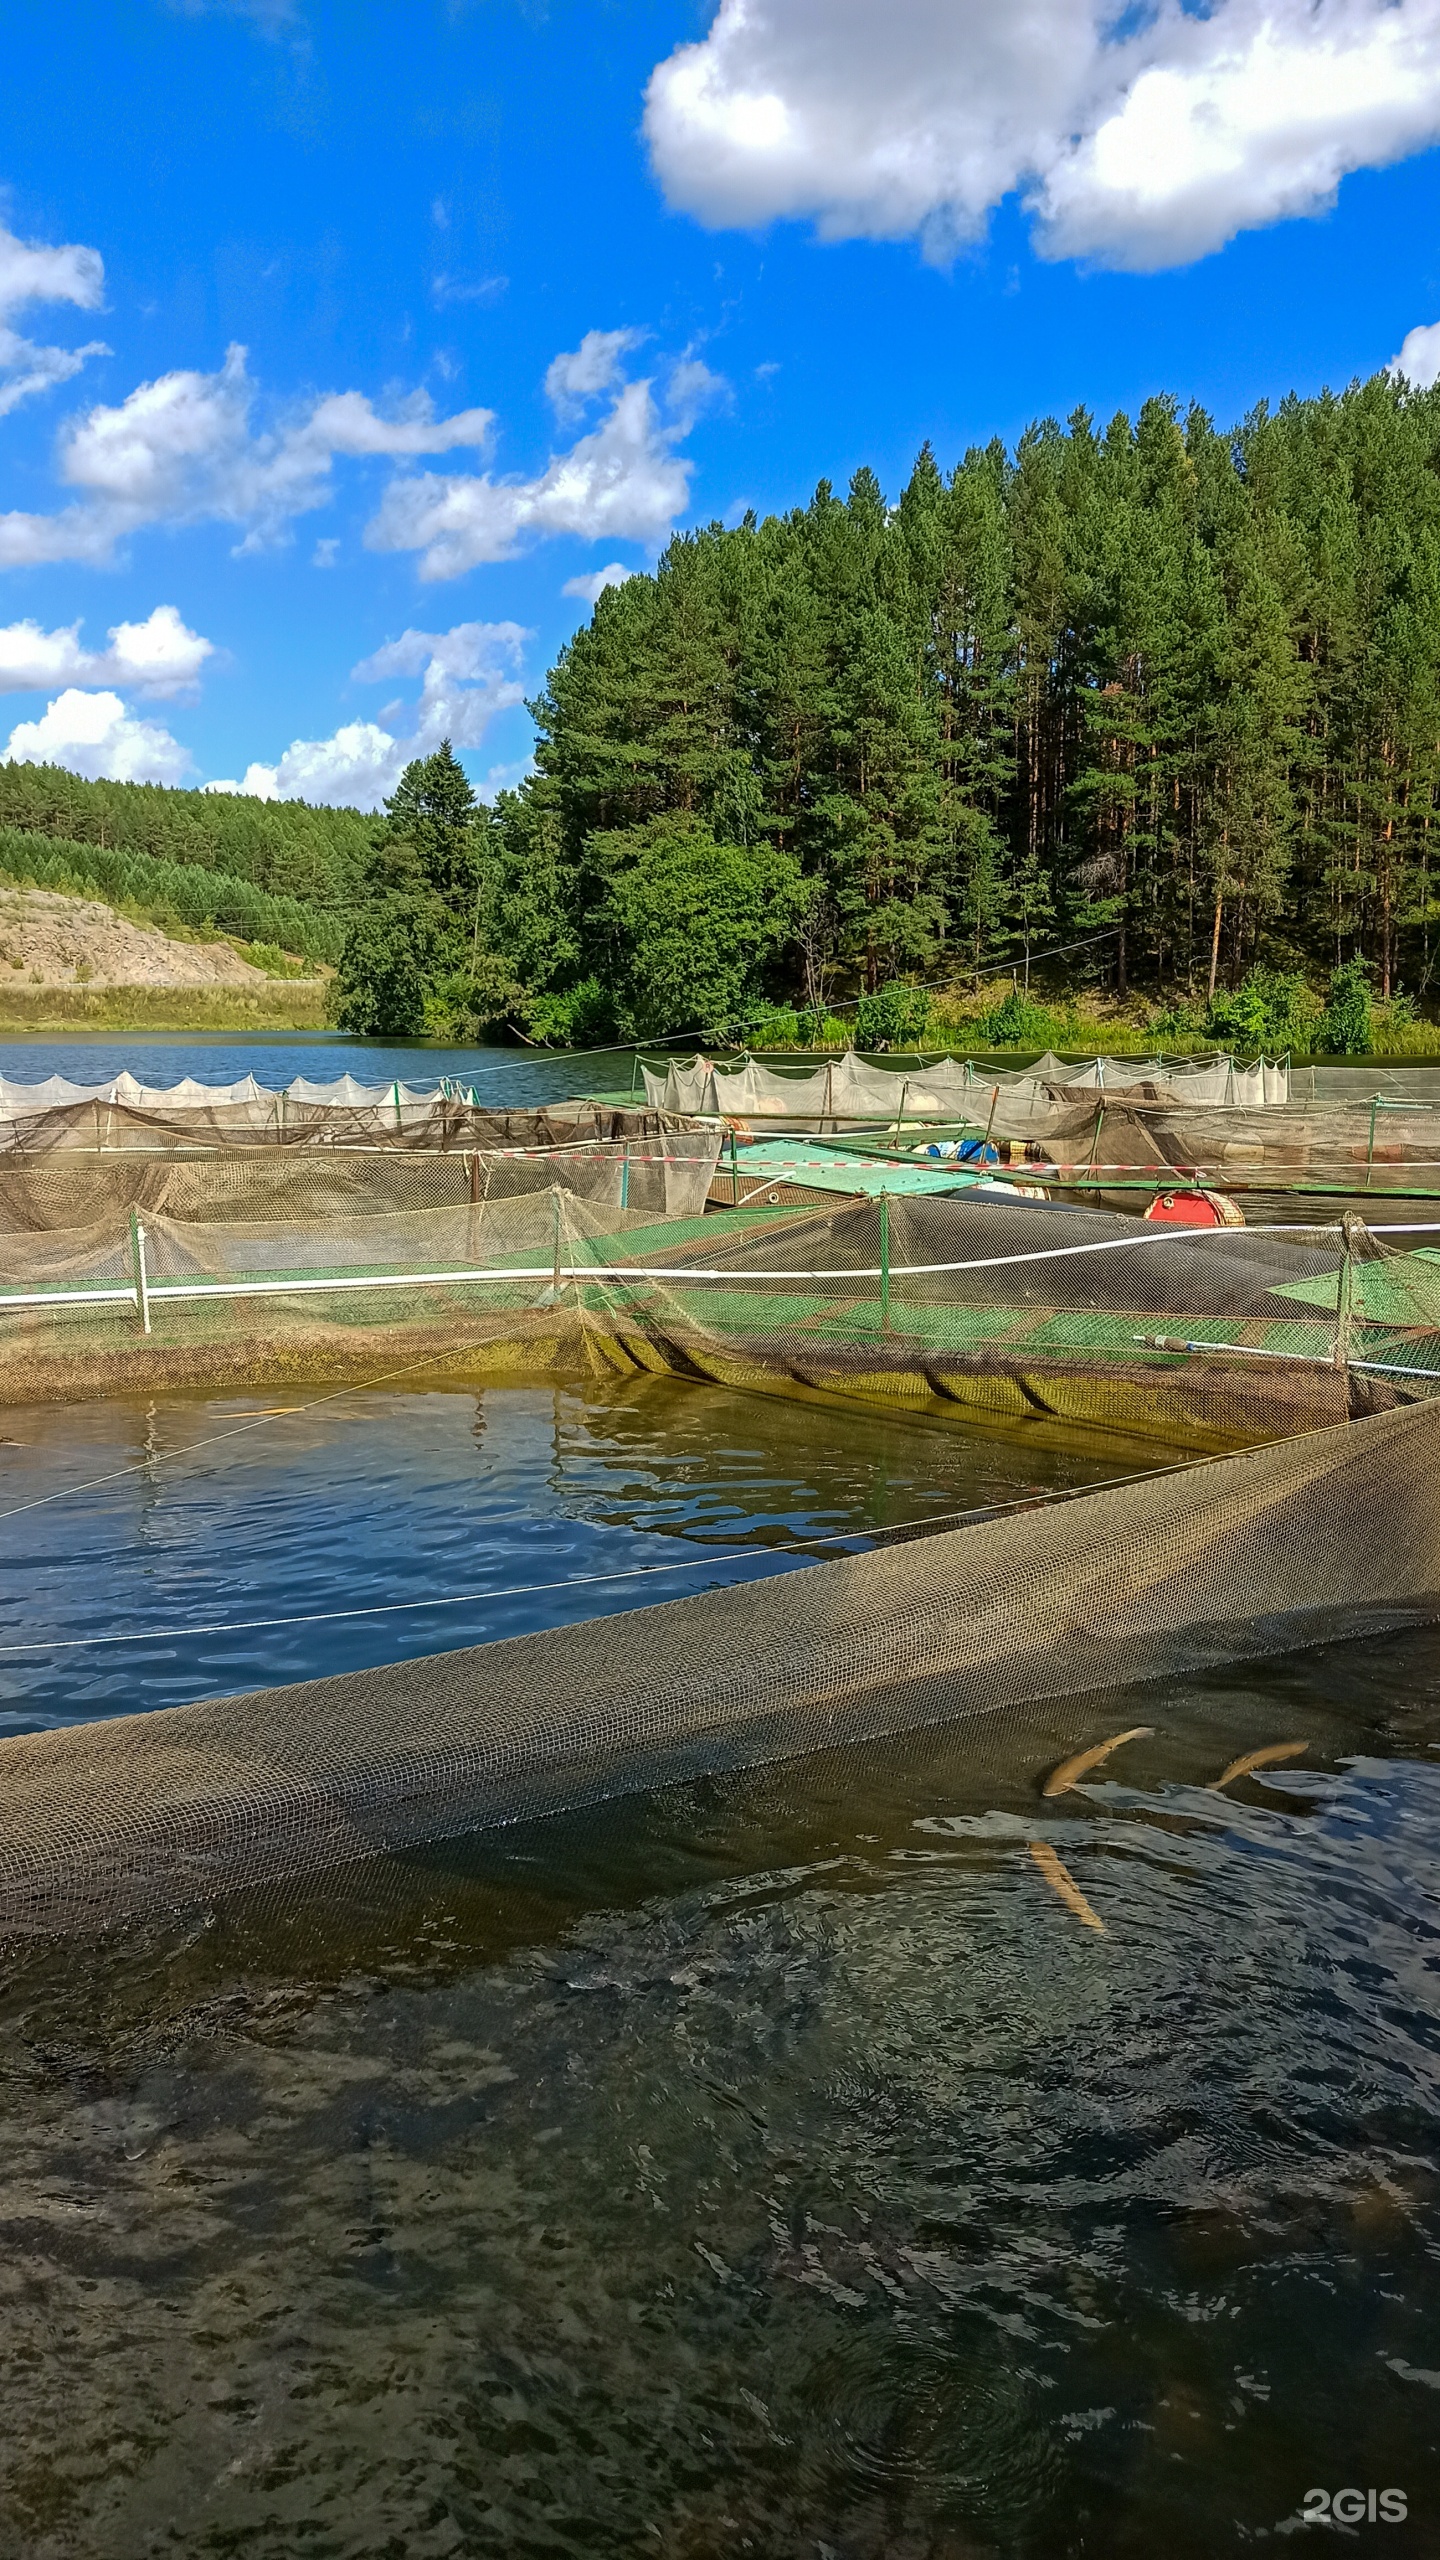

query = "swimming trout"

[
  {"left": 1042, "top": 1725, "right": 1154, "bottom": 1798},
  {"left": 1210, "top": 1741, "right": 1309, "bottom": 1791},
  {"left": 1029, "top": 1841, "right": 1106, "bottom": 1934}
]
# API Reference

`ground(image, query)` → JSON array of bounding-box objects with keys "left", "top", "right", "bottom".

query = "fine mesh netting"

[
  {"left": 4, "top": 1188, "right": 1440, "bottom": 1445},
  {"left": 643, "top": 1050, "right": 1291, "bottom": 1116},
  {"left": 633, "top": 1055, "right": 1440, "bottom": 1202},
  {"left": 0, "top": 1120, "right": 723, "bottom": 1232},
  {"left": 1005, "top": 1097, "right": 1440, "bottom": 1197},
  {"left": 0, "top": 1394, "right": 1434, "bottom": 1936},
  {"left": 0, "top": 1093, "right": 703, "bottom": 1164}
]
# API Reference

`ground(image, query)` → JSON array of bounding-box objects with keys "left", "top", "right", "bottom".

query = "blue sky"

[{"left": 1, "top": 0, "right": 1439, "bottom": 808}]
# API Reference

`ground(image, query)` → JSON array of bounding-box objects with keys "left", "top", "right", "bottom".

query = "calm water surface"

[
  {"left": 0, "top": 1377, "right": 1132, "bottom": 1732},
  {"left": 0, "top": 1378, "right": 1437, "bottom": 2553},
  {"left": 0, "top": 1031, "right": 632, "bottom": 1104}
]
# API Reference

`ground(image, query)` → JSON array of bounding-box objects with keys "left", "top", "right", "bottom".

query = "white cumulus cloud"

[
  {"left": 212, "top": 722, "right": 405, "bottom": 808},
  {"left": 0, "top": 343, "right": 493, "bottom": 568},
  {"left": 3, "top": 687, "right": 192, "bottom": 785},
  {"left": 1389, "top": 319, "right": 1440, "bottom": 387},
  {"left": 210, "top": 621, "right": 529, "bottom": 809},
  {"left": 351, "top": 620, "right": 528, "bottom": 752},
  {"left": 0, "top": 605, "right": 214, "bottom": 698},
  {"left": 562, "top": 562, "right": 636, "bottom": 604},
  {"left": 645, "top": 0, "right": 1440, "bottom": 272},
  {"left": 0, "top": 215, "right": 109, "bottom": 418},
  {"left": 366, "top": 340, "right": 701, "bottom": 581},
  {"left": 544, "top": 327, "right": 646, "bottom": 418}
]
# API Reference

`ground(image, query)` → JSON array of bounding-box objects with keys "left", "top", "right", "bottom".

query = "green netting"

[{"left": 3, "top": 1187, "right": 1437, "bottom": 1450}]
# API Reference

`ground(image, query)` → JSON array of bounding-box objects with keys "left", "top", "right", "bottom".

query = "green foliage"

[
  {"left": 1201, "top": 965, "right": 1322, "bottom": 1052},
  {"left": 331, "top": 893, "right": 452, "bottom": 1037},
  {"left": 525, "top": 977, "right": 620, "bottom": 1050},
  {"left": 1320, "top": 956, "right": 1375, "bottom": 1054},
  {"left": 504, "top": 374, "right": 1440, "bottom": 1034},
  {"left": 0, "top": 761, "right": 370, "bottom": 908},
  {"left": 240, "top": 941, "right": 311, "bottom": 980},
  {"left": 853, "top": 983, "right": 933, "bottom": 1049},
  {"left": 591, "top": 817, "right": 809, "bottom": 1039},
  {"left": 0, "top": 827, "right": 337, "bottom": 962},
  {"left": 370, "top": 742, "right": 481, "bottom": 905},
  {"left": 973, "top": 988, "right": 1068, "bottom": 1049},
  {"left": 422, "top": 950, "right": 527, "bottom": 1042},
  {"left": 748, "top": 1006, "right": 801, "bottom": 1046}
]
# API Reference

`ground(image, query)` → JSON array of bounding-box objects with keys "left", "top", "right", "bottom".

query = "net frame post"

[
  {"left": 129, "top": 1209, "right": 151, "bottom": 1336},
  {"left": 1334, "top": 1214, "right": 1360, "bottom": 1376},
  {"left": 879, "top": 1189, "right": 891, "bottom": 1335}
]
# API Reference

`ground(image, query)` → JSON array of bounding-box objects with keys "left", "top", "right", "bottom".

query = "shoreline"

[{"left": 0, "top": 983, "right": 330, "bottom": 1033}]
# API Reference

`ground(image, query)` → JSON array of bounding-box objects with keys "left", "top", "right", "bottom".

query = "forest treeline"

[
  {"left": 340, "top": 373, "right": 1440, "bottom": 1046},
  {"left": 490, "top": 373, "right": 1440, "bottom": 1033},
  {"left": 12, "top": 371, "right": 1440, "bottom": 1048},
  {"left": 0, "top": 763, "right": 369, "bottom": 913}
]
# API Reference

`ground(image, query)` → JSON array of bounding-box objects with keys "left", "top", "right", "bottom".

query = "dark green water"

[{"left": 1, "top": 1381, "right": 1438, "bottom": 2554}]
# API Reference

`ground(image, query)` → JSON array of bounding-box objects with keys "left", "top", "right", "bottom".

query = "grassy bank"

[
  {"left": 747, "top": 976, "right": 1440, "bottom": 1059},
  {"left": 0, "top": 982, "right": 331, "bottom": 1032}
]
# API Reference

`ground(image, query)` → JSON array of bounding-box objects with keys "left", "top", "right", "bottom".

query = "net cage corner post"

[{"left": 128, "top": 1206, "right": 151, "bottom": 1336}]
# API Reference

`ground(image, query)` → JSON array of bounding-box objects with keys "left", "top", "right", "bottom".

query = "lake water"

[
  {"left": 0, "top": 1029, "right": 634, "bottom": 1106},
  {"left": 3, "top": 1034, "right": 1440, "bottom": 2552},
  {"left": 0, "top": 1378, "right": 1438, "bottom": 2552},
  {"left": 0, "top": 1376, "right": 1138, "bottom": 1736}
]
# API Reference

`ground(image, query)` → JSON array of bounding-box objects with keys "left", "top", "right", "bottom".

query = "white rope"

[{"left": 0, "top": 1217, "right": 1350, "bottom": 1310}]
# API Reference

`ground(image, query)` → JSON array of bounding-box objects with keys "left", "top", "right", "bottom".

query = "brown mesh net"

[
  {"left": 0, "top": 1114, "right": 723, "bottom": 1230},
  {"left": 4, "top": 1187, "right": 1438, "bottom": 1446},
  {"left": 1, "top": 1395, "right": 1435, "bottom": 1936}
]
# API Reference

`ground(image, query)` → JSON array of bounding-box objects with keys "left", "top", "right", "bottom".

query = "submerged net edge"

[{"left": 2, "top": 1398, "right": 1435, "bottom": 1937}]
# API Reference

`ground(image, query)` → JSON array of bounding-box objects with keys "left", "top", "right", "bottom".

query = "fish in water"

[
  {"left": 1029, "top": 1840, "right": 1106, "bottom": 1933},
  {"left": 1209, "top": 1741, "right": 1309, "bottom": 1791},
  {"left": 1042, "top": 1725, "right": 1154, "bottom": 1798}
]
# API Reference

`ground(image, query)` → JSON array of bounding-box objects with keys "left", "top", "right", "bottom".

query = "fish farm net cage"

[
  {"left": 0, "top": 1104, "right": 724, "bottom": 1230},
  {"left": 630, "top": 1052, "right": 1440, "bottom": 1209},
  {"left": 7, "top": 1064, "right": 1440, "bottom": 1942},
  {"left": 641, "top": 1049, "right": 1293, "bottom": 1116},
  {"left": 2, "top": 1392, "right": 1437, "bottom": 1936},
  {"left": 6, "top": 1180, "right": 1440, "bottom": 1936},
  {"left": 4, "top": 1185, "right": 1440, "bottom": 1446}
]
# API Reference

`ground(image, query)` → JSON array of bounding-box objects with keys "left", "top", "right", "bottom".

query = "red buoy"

[{"left": 1143, "top": 1188, "right": 1245, "bottom": 1228}]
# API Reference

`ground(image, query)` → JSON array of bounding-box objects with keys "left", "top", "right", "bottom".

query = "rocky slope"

[{"left": 0, "top": 883, "right": 303, "bottom": 989}]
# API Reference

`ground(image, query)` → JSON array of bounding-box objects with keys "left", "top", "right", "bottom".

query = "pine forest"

[{"left": 10, "top": 373, "right": 1440, "bottom": 1053}]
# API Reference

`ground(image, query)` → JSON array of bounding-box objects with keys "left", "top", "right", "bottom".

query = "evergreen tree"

[
  {"left": 308, "top": 375, "right": 1440, "bottom": 1038},
  {"left": 371, "top": 741, "right": 481, "bottom": 905}
]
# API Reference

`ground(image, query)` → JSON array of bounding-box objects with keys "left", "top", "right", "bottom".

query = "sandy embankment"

[{"left": 0, "top": 884, "right": 304, "bottom": 989}]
